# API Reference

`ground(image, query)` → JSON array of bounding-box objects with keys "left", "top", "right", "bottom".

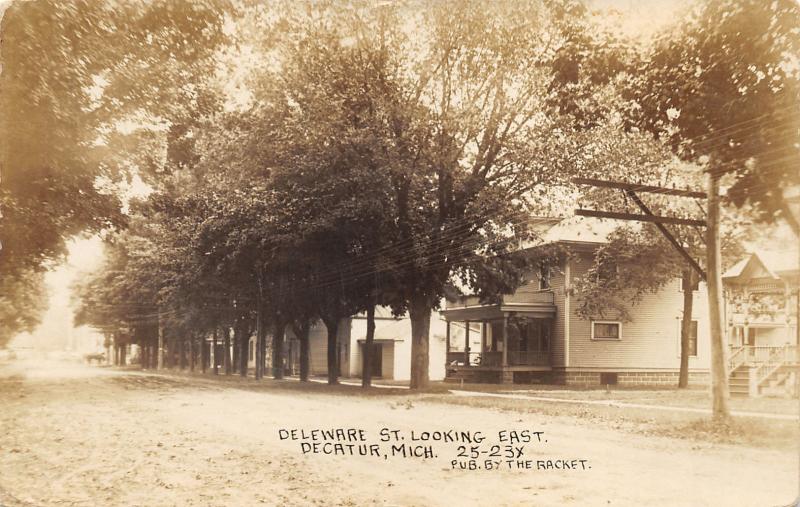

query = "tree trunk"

[
  {"left": 707, "top": 172, "right": 730, "bottom": 419},
  {"left": 409, "top": 293, "right": 432, "bottom": 390},
  {"left": 236, "top": 324, "right": 248, "bottom": 378},
  {"left": 105, "top": 335, "right": 111, "bottom": 365},
  {"left": 169, "top": 336, "right": 176, "bottom": 368},
  {"left": 140, "top": 342, "right": 148, "bottom": 369},
  {"left": 201, "top": 334, "right": 207, "bottom": 373},
  {"left": 157, "top": 315, "right": 164, "bottom": 369},
  {"left": 255, "top": 273, "right": 264, "bottom": 380},
  {"left": 189, "top": 337, "right": 195, "bottom": 372},
  {"left": 295, "top": 319, "right": 311, "bottom": 382},
  {"left": 255, "top": 306, "right": 263, "bottom": 380},
  {"left": 164, "top": 337, "right": 170, "bottom": 368},
  {"left": 323, "top": 317, "right": 339, "bottom": 385},
  {"left": 272, "top": 320, "right": 286, "bottom": 379},
  {"left": 212, "top": 328, "right": 219, "bottom": 375},
  {"left": 120, "top": 344, "right": 127, "bottom": 366},
  {"left": 362, "top": 302, "right": 376, "bottom": 388},
  {"left": 260, "top": 320, "right": 268, "bottom": 378},
  {"left": 223, "top": 327, "right": 232, "bottom": 375},
  {"left": 679, "top": 268, "right": 695, "bottom": 388},
  {"left": 232, "top": 329, "right": 240, "bottom": 373}
]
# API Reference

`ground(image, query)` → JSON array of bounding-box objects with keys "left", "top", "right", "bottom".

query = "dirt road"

[{"left": 0, "top": 360, "right": 796, "bottom": 506}]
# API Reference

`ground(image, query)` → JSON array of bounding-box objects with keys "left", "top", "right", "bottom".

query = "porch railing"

[
  {"left": 728, "top": 346, "right": 746, "bottom": 372},
  {"left": 446, "top": 350, "right": 548, "bottom": 367},
  {"left": 755, "top": 345, "right": 794, "bottom": 387},
  {"left": 446, "top": 291, "right": 555, "bottom": 309},
  {"left": 729, "top": 345, "right": 798, "bottom": 364},
  {"left": 447, "top": 351, "right": 482, "bottom": 366},
  {"left": 727, "top": 345, "right": 798, "bottom": 387}
]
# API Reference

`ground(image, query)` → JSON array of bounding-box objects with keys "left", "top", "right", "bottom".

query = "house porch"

[{"left": 441, "top": 293, "right": 555, "bottom": 384}]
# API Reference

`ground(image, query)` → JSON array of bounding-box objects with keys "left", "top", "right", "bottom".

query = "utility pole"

[{"left": 706, "top": 172, "right": 730, "bottom": 419}]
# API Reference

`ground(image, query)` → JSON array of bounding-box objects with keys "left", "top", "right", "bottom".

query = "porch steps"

[
  {"left": 729, "top": 364, "right": 797, "bottom": 397},
  {"left": 728, "top": 366, "right": 750, "bottom": 397},
  {"left": 761, "top": 366, "right": 796, "bottom": 397}
]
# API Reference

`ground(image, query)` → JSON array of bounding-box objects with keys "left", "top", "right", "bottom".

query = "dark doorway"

[
  {"left": 214, "top": 344, "right": 225, "bottom": 368},
  {"left": 364, "top": 343, "right": 382, "bottom": 378}
]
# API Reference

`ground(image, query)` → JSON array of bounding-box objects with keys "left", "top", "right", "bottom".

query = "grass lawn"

[
  {"left": 417, "top": 387, "right": 798, "bottom": 450},
  {"left": 446, "top": 381, "right": 800, "bottom": 415},
  {"left": 148, "top": 367, "right": 799, "bottom": 450}
]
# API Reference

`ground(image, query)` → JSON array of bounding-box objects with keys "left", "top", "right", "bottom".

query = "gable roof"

[
  {"left": 723, "top": 250, "right": 798, "bottom": 283},
  {"left": 722, "top": 253, "right": 778, "bottom": 281},
  {"left": 755, "top": 249, "right": 799, "bottom": 274}
]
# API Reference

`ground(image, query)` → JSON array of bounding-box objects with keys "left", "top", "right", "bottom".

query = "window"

[
  {"left": 539, "top": 264, "right": 551, "bottom": 290},
  {"left": 680, "top": 276, "right": 699, "bottom": 292},
  {"left": 679, "top": 320, "right": 698, "bottom": 357},
  {"left": 591, "top": 321, "right": 621, "bottom": 340},
  {"left": 597, "top": 258, "right": 618, "bottom": 282},
  {"left": 600, "top": 372, "right": 618, "bottom": 385}
]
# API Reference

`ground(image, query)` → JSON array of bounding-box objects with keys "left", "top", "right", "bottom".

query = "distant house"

[
  {"left": 723, "top": 250, "right": 798, "bottom": 396},
  {"left": 287, "top": 309, "right": 448, "bottom": 382},
  {"left": 441, "top": 217, "right": 713, "bottom": 386}
]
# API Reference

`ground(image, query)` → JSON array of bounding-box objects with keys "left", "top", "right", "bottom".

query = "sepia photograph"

[{"left": 0, "top": 0, "right": 799, "bottom": 505}]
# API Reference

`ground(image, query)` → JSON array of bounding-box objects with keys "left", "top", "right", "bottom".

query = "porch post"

[
  {"left": 464, "top": 321, "right": 471, "bottom": 365},
  {"left": 501, "top": 315, "right": 508, "bottom": 367},
  {"left": 785, "top": 282, "right": 793, "bottom": 344},
  {"left": 743, "top": 287, "right": 750, "bottom": 348},
  {"left": 445, "top": 321, "right": 451, "bottom": 358},
  {"left": 481, "top": 322, "right": 487, "bottom": 355}
]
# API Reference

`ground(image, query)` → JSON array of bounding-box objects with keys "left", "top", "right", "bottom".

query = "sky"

[{"left": 589, "top": 0, "right": 692, "bottom": 41}]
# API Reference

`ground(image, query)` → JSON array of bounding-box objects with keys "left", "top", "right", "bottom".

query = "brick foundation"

[
  {"left": 446, "top": 368, "right": 710, "bottom": 387},
  {"left": 551, "top": 370, "right": 710, "bottom": 387}
]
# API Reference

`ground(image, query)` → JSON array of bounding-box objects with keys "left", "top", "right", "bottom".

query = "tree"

[
  {"left": 0, "top": 268, "right": 48, "bottom": 349},
  {"left": 72, "top": 227, "right": 162, "bottom": 365},
  {"left": 0, "top": 0, "right": 232, "bottom": 276}
]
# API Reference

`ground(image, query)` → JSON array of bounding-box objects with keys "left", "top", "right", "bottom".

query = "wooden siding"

[
  {"left": 549, "top": 263, "right": 567, "bottom": 367},
  {"left": 308, "top": 319, "right": 352, "bottom": 377},
  {"left": 308, "top": 324, "right": 329, "bottom": 376},
  {"left": 566, "top": 252, "right": 711, "bottom": 370}
]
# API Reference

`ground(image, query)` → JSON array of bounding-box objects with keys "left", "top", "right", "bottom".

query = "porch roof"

[
  {"left": 440, "top": 302, "right": 556, "bottom": 321},
  {"left": 356, "top": 338, "right": 399, "bottom": 344}
]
